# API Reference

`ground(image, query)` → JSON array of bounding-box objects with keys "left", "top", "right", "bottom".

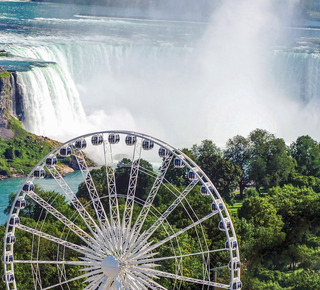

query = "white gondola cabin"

[
  {"left": 231, "top": 281, "right": 242, "bottom": 289},
  {"left": 200, "top": 185, "right": 213, "bottom": 196},
  {"left": 9, "top": 214, "right": 20, "bottom": 226},
  {"left": 15, "top": 197, "right": 26, "bottom": 210},
  {"left": 158, "top": 147, "right": 170, "bottom": 158},
  {"left": 108, "top": 133, "right": 120, "bottom": 144},
  {"left": 142, "top": 139, "right": 154, "bottom": 150},
  {"left": 34, "top": 167, "right": 45, "bottom": 178},
  {"left": 60, "top": 146, "right": 72, "bottom": 157},
  {"left": 188, "top": 170, "right": 200, "bottom": 181},
  {"left": 218, "top": 220, "right": 231, "bottom": 231},
  {"left": 211, "top": 201, "right": 223, "bottom": 212},
  {"left": 91, "top": 134, "right": 103, "bottom": 146},
  {"left": 46, "top": 155, "right": 57, "bottom": 166},
  {"left": 174, "top": 157, "right": 185, "bottom": 169},
  {"left": 75, "top": 139, "right": 87, "bottom": 149},
  {"left": 6, "top": 234, "right": 16, "bottom": 245},
  {"left": 2, "top": 252, "right": 13, "bottom": 263},
  {"left": 23, "top": 181, "right": 34, "bottom": 192},
  {"left": 2, "top": 272, "right": 14, "bottom": 283},
  {"left": 225, "top": 240, "right": 238, "bottom": 250},
  {"left": 125, "top": 135, "right": 137, "bottom": 146},
  {"left": 228, "top": 260, "right": 241, "bottom": 270}
]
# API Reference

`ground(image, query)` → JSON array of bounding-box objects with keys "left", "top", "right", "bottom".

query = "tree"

[
  {"left": 248, "top": 129, "right": 275, "bottom": 194},
  {"left": 266, "top": 138, "right": 295, "bottom": 187},
  {"left": 237, "top": 197, "right": 285, "bottom": 269},
  {"left": 224, "top": 135, "right": 251, "bottom": 199},
  {"left": 198, "top": 153, "right": 241, "bottom": 204},
  {"left": 191, "top": 139, "right": 222, "bottom": 158},
  {"left": 248, "top": 129, "right": 294, "bottom": 193},
  {"left": 290, "top": 135, "right": 320, "bottom": 177}
]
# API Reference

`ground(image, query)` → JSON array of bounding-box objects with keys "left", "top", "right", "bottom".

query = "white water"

[{"left": 5, "top": 0, "right": 320, "bottom": 147}]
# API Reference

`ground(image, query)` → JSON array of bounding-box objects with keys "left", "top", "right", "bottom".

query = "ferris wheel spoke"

[
  {"left": 103, "top": 141, "right": 121, "bottom": 236},
  {"left": 128, "top": 247, "right": 227, "bottom": 265},
  {"left": 84, "top": 273, "right": 104, "bottom": 284},
  {"left": 135, "top": 268, "right": 230, "bottom": 289},
  {"left": 126, "top": 211, "right": 217, "bottom": 262},
  {"left": 57, "top": 264, "right": 70, "bottom": 290},
  {"left": 25, "top": 190, "right": 101, "bottom": 251},
  {"left": 125, "top": 153, "right": 173, "bottom": 249},
  {"left": 145, "top": 179, "right": 199, "bottom": 238},
  {"left": 13, "top": 260, "right": 99, "bottom": 266},
  {"left": 126, "top": 271, "right": 163, "bottom": 290},
  {"left": 31, "top": 263, "right": 42, "bottom": 289},
  {"left": 96, "top": 276, "right": 108, "bottom": 290},
  {"left": 122, "top": 142, "right": 142, "bottom": 240},
  {"left": 72, "top": 147, "right": 112, "bottom": 232},
  {"left": 125, "top": 179, "right": 199, "bottom": 255},
  {"left": 124, "top": 272, "right": 146, "bottom": 290},
  {"left": 41, "top": 268, "right": 103, "bottom": 290},
  {"left": 84, "top": 274, "right": 105, "bottom": 290},
  {"left": 46, "top": 166, "right": 104, "bottom": 242},
  {"left": 16, "top": 224, "right": 100, "bottom": 258},
  {"left": 99, "top": 276, "right": 114, "bottom": 290}
]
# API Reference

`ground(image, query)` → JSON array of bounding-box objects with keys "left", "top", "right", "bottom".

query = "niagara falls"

[{"left": 0, "top": 0, "right": 317, "bottom": 147}]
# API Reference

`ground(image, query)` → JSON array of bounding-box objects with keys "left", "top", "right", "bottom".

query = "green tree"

[
  {"left": 291, "top": 135, "right": 320, "bottom": 177},
  {"left": 198, "top": 153, "right": 241, "bottom": 204},
  {"left": 224, "top": 135, "right": 251, "bottom": 199},
  {"left": 248, "top": 129, "right": 294, "bottom": 193},
  {"left": 237, "top": 197, "right": 285, "bottom": 269},
  {"left": 191, "top": 139, "right": 222, "bottom": 158}
]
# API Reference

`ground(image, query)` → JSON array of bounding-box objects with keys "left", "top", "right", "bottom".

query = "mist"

[
  {"left": 7, "top": 0, "right": 319, "bottom": 149},
  {"left": 70, "top": 0, "right": 308, "bottom": 148}
]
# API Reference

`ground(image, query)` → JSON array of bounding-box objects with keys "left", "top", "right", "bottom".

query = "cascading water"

[
  {"left": 8, "top": 45, "right": 86, "bottom": 139},
  {"left": 1, "top": 0, "right": 320, "bottom": 146}
]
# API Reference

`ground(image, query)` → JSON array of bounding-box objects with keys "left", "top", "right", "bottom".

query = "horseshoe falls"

[{"left": 1, "top": 0, "right": 320, "bottom": 146}]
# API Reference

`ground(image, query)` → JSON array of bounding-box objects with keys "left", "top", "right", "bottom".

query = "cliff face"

[{"left": 0, "top": 71, "right": 24, "bottom": 140}]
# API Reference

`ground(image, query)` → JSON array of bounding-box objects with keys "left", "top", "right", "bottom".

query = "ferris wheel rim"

[{"left": 3, "top": 130, "right": 241, "bottom": 290}]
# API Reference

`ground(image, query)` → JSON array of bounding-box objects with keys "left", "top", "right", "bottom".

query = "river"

[{"left": 0, "top": 170, "right": 83, "bottom": 225}]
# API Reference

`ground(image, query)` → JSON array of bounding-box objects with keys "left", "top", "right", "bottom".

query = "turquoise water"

[{"left": 0, "top": 171, "right": 84, "bottom": 225}]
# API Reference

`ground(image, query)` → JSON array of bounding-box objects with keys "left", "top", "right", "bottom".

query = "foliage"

[
  {"left": 224, "top": 135, "right": 251, "bottom": 199},
  {"left": 248, "top": 129, "right": 295, "bottom": 193},
  {"left": 244, "top": 188, "right": 259, "bottom": 198},
  {"left": 290, "top": 135, "right": 320, "bottom": 177},
  {"left": 0, "top": 71, "right": 10, "bottom": 77},
  {"left": 0, "top": 118, "right": 60, "bottom": 176}
]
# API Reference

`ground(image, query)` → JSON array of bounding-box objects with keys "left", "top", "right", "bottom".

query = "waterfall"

[
  {"left": 273, "top": 51, "right": 320, "bottom": 104},
  {"left": 10, "top": 45, "right": 86, "bottom": 138},
  {"left": 8, "top": 41, "right": 194, "bottom": 143},
  {"left": 9, "top": 39, "right": 320, "bottom": 144}
]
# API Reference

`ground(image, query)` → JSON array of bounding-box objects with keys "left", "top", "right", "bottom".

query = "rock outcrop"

[{"left": 0, "top": 70, "right": 24, "bottom": 140}]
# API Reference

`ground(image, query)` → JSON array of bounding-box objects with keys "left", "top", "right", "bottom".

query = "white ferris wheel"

[{"left": 3, "top": 131, "right": 241, "bottom": 290}]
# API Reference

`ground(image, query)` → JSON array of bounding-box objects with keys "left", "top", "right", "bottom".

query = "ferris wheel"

[{"left": 3, "top": 131, "right": 241, "bottom": 290}]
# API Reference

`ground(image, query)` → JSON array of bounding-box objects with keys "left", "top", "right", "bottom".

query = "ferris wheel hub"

[{"left": 101, "top": 256, "right": 120, "bottom": 277}]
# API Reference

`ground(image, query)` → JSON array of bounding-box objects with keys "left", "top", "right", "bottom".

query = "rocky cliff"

[{"left": 0, "top": 70, "right": 24, "bottom": 140}]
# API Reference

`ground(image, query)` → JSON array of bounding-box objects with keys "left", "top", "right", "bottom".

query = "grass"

[
  {"left": 229, "top": 199, "right": 244, "bottom": 215},
  {"left": 0, "top": 71, "right": 10, "bottom": 78}
]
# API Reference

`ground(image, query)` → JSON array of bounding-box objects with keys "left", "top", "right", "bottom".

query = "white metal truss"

[
  {"left": 122, "top": 142, "right": 142, "bottom": 234},
  {"left": 103, "top": 141, "right": 121, "bottom": 232},
  {"left": 72, "top": 146, "right": 111, "bottom": 231},
  {"left": 123, "top": 153, "right": 174, "bottom": 251}
]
